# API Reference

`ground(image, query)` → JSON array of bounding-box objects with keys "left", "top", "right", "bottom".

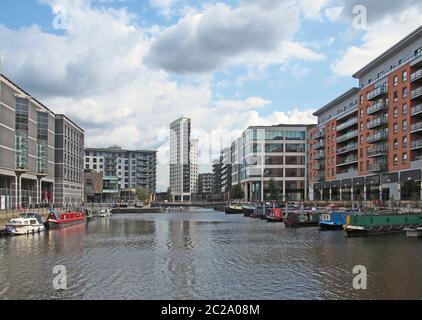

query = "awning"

[
  {"left": 366, "top": 175, "right": 380, "bottom": 185},
  {"left": 400, "top": 170, "right": 421, "bottom": 182},
  {"left": 381, "top": 172, "right": 398, "bottom": 184}
]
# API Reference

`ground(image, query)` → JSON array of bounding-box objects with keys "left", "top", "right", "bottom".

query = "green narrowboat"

[{"left": 345, "top": 213, "right": 422, "bottom": 237}]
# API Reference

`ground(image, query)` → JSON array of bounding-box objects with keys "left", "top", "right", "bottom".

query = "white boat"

[
  {"left": 99, "top": 209, "right": 112, "bottom": 217},
  {"left": 5, "top": 213, "right": 46, "bottom": 236},
  {"left": 404, "top": 227, "right": 422, "bottom": 238}
]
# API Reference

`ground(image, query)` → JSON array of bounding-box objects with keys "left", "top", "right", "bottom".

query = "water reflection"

[{"left": 0, "top": 210, "right": 422, "bottom": 300}]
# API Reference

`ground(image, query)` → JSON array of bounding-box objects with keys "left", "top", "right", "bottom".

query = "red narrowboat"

[{"left": 47, "top": 210, "right": 87, "bottom": 229}]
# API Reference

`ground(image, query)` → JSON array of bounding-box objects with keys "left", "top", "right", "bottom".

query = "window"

[
  {"left": 403, "top": 104, "right": 408, "bottom": 115},
  {"left": 403, "top": 70, "right": 408, "bottom": 82},
  {"left": 394, "top": 91, "right": 398, "bottom": 102},
  {"left": 265, "top": 144, "right": 284, "bottom": 153},
  {"left": 403, "top": 120, "right": 407, "bottom": 131},
  {"left": 393, "top": 107, "right": 398, "bottom": 118},
  {"left": 393, "top": 155, "right": 398, "bottom": 164},
  {"left": 285, "top": 131, "right": 305, "bottom": 141},
  {"left": 403, "top": 87, "right": 408, "bottom": 98},
  {"left": 360, "top": 109, "right": 364, "bottom": 117},
  {"left": 393, "top": 75, "right": 398, "bottom": 86},
  {"left": 394, "top": 123, "right": 398, "bottom": 133},
  {"left": 403, "top": 136, "right": 408, "bottom": 147},
  {"left": 403, "top": 153, "right": 408, "bottom": 162},
  {"left": 394, "top": 139, "right": 398, "bottom": 150},
  {"left": 285, "top": 144, "right": 305, "bottom": 153},
  {"left": 360, "top": 95, "right": 363, "bottom": 104}
]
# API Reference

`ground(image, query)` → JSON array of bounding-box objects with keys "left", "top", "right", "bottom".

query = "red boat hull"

[{"left": 47, "top": 211, "right": 86, "bottom": 229}]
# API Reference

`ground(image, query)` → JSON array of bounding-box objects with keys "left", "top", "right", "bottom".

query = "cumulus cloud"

[
  {"left": 331, "top": 3, "right": 422, "bottom": 76},
  {"left": 145, "top": 1, "right": 326, "bottom": 74}
]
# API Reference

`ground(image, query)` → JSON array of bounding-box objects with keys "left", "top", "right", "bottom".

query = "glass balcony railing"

[
  {"left": 314, "top": 131, "right": 324, "bottom": 139},
  {"left": 367, "top": 130, "right": 388, "bottom": 143},
  {"left": 411, "top": 139, "right": 422, "bottom": 150},
  {"left": 411, "top": 87, "right": 422, "bottom": 100},
  {"left": 336, "top": 117, "right": 358, "bottom": 132},
  {"left": 410, "top": 68, "right": 422, "bottom": 83},
  {"left": 336, "top": 143, "right": 358, "bottom": 155},
  {"left": 313, "top": 141, "right": 325, "bottom": 149},
  {"left": 411, "top": 103, "right": 422, "bottom": 116},
  {"left": 337, "top": 130, "right": 358, "bottom": 143},
  {"left": 367, "top": 115, "right": 388, "bottom": 130},
  {"left": 336, "top": 156, "right": 358, "bottom": 166},
  {"left": 410, "top": 121, "right": 422, "bottom": 133},
  {"left": 368, "top": 161, "right": 388, "bottom": 172},
  {"left": 314, "top": 151, "right": 325, "bottom": 160},
  {"left": 367, "top": 144, "right": 388, "bottom": 158},
  {"left": 368, "top": 86, "right": 388, "bottom": 101},
  {"left": 367, "top": 100, "right": 388, "bottom": 115}
]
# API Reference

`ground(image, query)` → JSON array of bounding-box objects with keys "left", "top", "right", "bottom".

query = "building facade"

[
  {"left": 55, "top": 115, "right": 84, "bottom": 207},
  {"left": 84, "top": 146, "right": 157, "bottom": 194},
  {"left": 0, "top": 74, "right": 83, "bottom": 209},
  {"left": 233, "top": 125, "right": 311, "bottom": 202},
  {"left": 170, "top": 117, "right": 191, "bottom": 202},
  {"left": 221, "top": 147, "right": 232, "bottom": 194},
  {"left": 310, "top": 26, "right": 422, "bottom": 201},
  {"left": 190, "top": 139, "right": 199, "bottom": 193},
  {"left": 198, "top": 173, "right": 214, "bottom": 194}
]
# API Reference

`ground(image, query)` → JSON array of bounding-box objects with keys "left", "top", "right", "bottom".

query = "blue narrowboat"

[{"left": 319, "top": 211, "right": 347, "bottom": 230}]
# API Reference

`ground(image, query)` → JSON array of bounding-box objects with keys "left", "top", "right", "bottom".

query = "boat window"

[
  {"left": 386, "top": 218, "right": 390, "bottom": 223},
  {"left": 30, "top": 220, "right": 36, "bottom": 225}
]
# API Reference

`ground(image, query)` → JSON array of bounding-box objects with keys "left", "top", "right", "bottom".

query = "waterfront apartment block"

[
  {"left": 310, "top": 26, "right": 422, "bottom": 201},
  {"left": 198, "top": 173, "right": 214, "bottom": 194},
  {"left": 221, "top": 147, "right": 232, "bottom": 194},
  {"left": 0, "top": 74, "right": 84, "bottom": 209},
  {"left": 170, "top": 117, "right": 191, "bottom": 202},
  {"left": 233, "top": 124, "right": 312, "bottom": 202},
  {"left": 84, "top": 146, "right": 157, "bottom": 195}
]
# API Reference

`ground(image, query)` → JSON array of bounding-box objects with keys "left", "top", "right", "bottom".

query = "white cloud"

[
  {"left": 150, "top": 0, "right": 177, "bottom": 19},
  {"left": 331, "top": 5, "right": 422, "bottom": 76}
]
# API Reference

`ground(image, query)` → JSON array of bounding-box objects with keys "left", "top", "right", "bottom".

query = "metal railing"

[
  {"left": 336, "top": 117, "right": 358, "bottom": 131},
  {"left": 336, "top": 143, "right": 358, "bottom": 155},
  {"left": 367, "top": 130, "right": 388, "bottom": 143},
  {"left": 367, "top": 100, "right": 388, "bottom": 115},
  {"left": 411, "top": 87, "right": 422, "bottom": 100},
  {"left": 410, "top": 68, "right": 422, "bottom": 82},
  {"left": 368, "top": 86, "right": 388, "bottom": 100},
  {"left": 337, "top": 130, "right": 358, "bottom": 143},
  {"left": 411, "top": 103, "right": 422, "bottom": 116},
  {"left": 410, "top": 121, "right": 422, "bottom": 133},
  {"left": 411, "top": 139, "right": 422, "bottom": 150},
  {"left": 367, "top": 115, "right": 388, "bottom": 129}
]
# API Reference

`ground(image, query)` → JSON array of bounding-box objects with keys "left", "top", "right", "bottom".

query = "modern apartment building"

[
  {"left": 55, "top": 115, "right": 84, "bottom": 206},
  {"left": 169, "top": 117, "right": 191, "bottom": 202},
  {"left": 198, "top": 173, "right": 214, "bottom": 194},
  {"left": 84, "top": 146, "right": 157, "bottom": 194},
  {"left": 0, "top": 74, "right": 83, "bottom": 209},
  {"left": 233, "top": 125, "right": 311, "bottom": 202},
  {"left": 310, "top": 26, "right": 422, "bottom": 201},
  {"left": 220, "top": 147, "right": 232, "bottom": 194},
  {"left": 190, "top": 139, "right": 199, "bottom": 193}
]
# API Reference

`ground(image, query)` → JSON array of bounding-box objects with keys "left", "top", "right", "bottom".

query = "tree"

[
  {"left": 136, "top": 187, "right": 151, "bottom": 203},
  {"left": 268, "top": 178, "right": 280, "bottom": 201},
  {"left": 231, "top": 184, "right": 243, "bottom": 200},
  {"left": 166, "top": 187, "right": 172, "bottom": 201}
]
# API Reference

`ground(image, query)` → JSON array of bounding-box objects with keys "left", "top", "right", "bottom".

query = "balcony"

[
  {"left": 337, "top": 130, "right": 358, "bottom": 143},
  {"left": 367, "top": 144, "right": 388, "bottom": 158},
  {"left": 313, "top": 163, "right": 322, "bottom": 170},
  {"left": 367, "top": 130, "right": 388, "bottom": 144},
  {"left": 336, "top": 143, "right": 358, "bottom": 155},
  {"left": 368, "top": 161, "right": 388, "bottom": 172},
  {"left": 314, "top": 131, "right": 324, "bottom": 139},
  {"left": 410, "top": 68, "right": 422, "bottom": 83},
  {"left": 367, "top": 100, "right": 388, "bottom": 115},
  {"left": 336, "top": 156, "right": 358, "bottom": 167},
  {"left": 411, "top": 87, "right": 422, "bottom": 100},
  {"left": 313, "top": 172, "right": 325, "bottom": 181},
  {"left": 411, "top": 103, "right": 422, "bottom": 116},
  {"left": 313, "top": 141, "right": 325, "bottom": 150},
  {"left": 314, "top": 151, "right": 325, "bottom": 160},
  {"left": 367, "top": 86, "right": 388, "bottom": 101},
  {"left": 410, "top": 121, "right": 422, "bottom": 134},
  {"left": 367, "top": 115, "right": 388, "bottom": 130},
  {"left": 411, "top": 139, "right": 422, "bottom": 150},
  {"left": 336, "top": 105, "right": 358, "bottom": 121},
  {"left": 336, "top": 117, "right": 358, "bottom": 132}
]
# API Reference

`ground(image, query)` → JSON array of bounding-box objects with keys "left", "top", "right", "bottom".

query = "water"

[{"left": 1, "top": 208, "right": 422, "bottom": 300}]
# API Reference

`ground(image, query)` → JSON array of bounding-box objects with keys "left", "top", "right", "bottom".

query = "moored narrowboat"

[
  {"left": 47, "top": 210, "right": 87, "bottom": 229},
  {"left": 225, "top": 204, "right": 244, "bottom": 214},
  {"left": 319, "top": 211, "right": 347, "bottom": 231},
  {"left": 243, "top": 205, "right": 256, "bottom": 217},
  {"left": 284, "top": 210, "right": 320, "bottom": 228},
  {"left": 266, "top": 207, "right": 283, "bottom": 223},
  {"left": 344, "top": 213, "right": 422, "bottom": 237}
]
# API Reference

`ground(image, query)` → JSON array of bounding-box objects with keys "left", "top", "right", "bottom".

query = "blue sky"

[{"left": 1, "top": 0, "right": 421, "bottom": 190}]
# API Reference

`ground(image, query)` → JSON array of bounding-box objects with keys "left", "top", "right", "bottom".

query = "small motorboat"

[
  {"left": 5, "top": 213, "right": 46, "bottom": 236},
  {"left": 47, "top": 210, "right": 86, "bottom": 229},
  {"left": 225, "top": 204, "right": 244, "bottom": 214},
  {"left": 99, "top": 209, "right": 112, "bottom": 218},
  {"left": 243, "top": 205, "right": 256, "bottom": 217},
  {"left": 404, "top": 227, "right": 422, "bottom": 238}
]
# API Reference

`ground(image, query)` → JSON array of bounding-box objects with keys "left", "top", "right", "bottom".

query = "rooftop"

[{"left": 313, "top": 87, "right": 360, "bottom": 117}]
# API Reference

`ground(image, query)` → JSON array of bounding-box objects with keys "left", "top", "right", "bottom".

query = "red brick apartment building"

[{"left": 309, "top": 26, "right": 422, "bottom": 201}]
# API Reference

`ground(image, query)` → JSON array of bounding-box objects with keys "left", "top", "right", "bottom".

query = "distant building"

[
  {"left": 190, "top": 139, "right": 199, "bottom": 193},
  {"left": 84, "top": 146, "right": 157, "bottom": 194},
  {"left": 212, "top": 160, "right": 222, "bottom": 194},
  {"left": 198, "top": 173, "right": 214, "bottom": 194},
  {"left": 169, "top": 117, "right": 191, "bottom": 202},
  {"left": 221, "top": 147, "right": 232, "bottom": 194}
]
